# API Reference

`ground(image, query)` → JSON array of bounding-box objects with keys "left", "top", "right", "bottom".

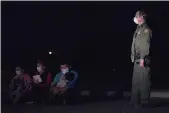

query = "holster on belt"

[
  {"left": 134, "top": 55, "right": 151, "bottom": 67},
  {"left": 144, "top": 55, "right": 151, "bottom": 67},
  {"left": 134, "top": 53, "right": 140, "bottom": 61}
]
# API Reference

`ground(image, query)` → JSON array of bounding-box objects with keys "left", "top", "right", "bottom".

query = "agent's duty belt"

[
  {"left": 136, "top": 61, "right": 140, "bottom": 64},
  {"left": 134, "top": 54, "right": 140, "bottom": 60},
  {"left": 135, "top": 56, "right": 151, "bottom": 67}
]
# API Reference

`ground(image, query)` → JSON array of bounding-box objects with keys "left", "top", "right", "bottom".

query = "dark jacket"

[{"left": 36, "top": 69, "right": 52, "bottom": 88}]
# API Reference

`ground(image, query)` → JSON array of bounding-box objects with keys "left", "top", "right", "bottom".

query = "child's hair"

[
  {"left": 15, "top": 66, "right": 23, "bottom": 71},
  {"left": 37, "top": 60, "right": 45, "bottom": 66}
]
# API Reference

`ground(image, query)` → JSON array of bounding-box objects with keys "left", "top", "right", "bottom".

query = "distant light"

[{"left": 49, "top": 52, "right": 52, "bottom": 55}]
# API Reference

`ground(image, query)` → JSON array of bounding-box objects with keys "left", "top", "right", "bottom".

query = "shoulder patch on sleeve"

[
  {"left": 144, "top": 28, "right": 149, "bottom": 33},
  {"left": 144, "top": 28, "right": 152, "bottom": 34}
]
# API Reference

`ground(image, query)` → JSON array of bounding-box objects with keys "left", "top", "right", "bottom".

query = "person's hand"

[
  {"left": 36, "top": 81, "right": 39, "bottom": 84},
  {"left": 140, "top": 59, "right": 144, "bottom": 67},
  {"left": 33, "top": 75, "right": 40, "bottom": 84},
  {"left": 33, "top": 79, "right": 39, "bottom": 84},
  {"left": 131, "top": 54, "right": 134, "bottom": 63}
]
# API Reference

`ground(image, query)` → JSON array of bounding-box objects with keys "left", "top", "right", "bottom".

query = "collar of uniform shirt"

[{"left": 137, "top": 22, "right": 147, "bottom": 28}]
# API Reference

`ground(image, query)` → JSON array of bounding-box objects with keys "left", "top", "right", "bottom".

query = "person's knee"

[{"left": 51, "top": 88, "right": 59, "bottom": 95}]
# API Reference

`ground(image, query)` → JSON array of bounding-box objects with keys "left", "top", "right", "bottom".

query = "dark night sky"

[{"left": 2, "top": 1, "right": 169, "bottom": 89}]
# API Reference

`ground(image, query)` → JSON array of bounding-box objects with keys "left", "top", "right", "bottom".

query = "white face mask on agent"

[
  {"left": 133, "top": 17, "right": 138, "bottom": 24},
  {"left": 62, "top": 69, "right": 69, "bottom": 74}
]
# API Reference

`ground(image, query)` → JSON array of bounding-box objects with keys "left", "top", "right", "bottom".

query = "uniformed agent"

[{"left": 130, "top": 10, "right": 152, "bottom": 107}]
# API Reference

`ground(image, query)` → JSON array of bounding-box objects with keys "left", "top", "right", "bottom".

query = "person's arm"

[
  {"left": 9, "top": 78, "right": 15, "bottom": 90},
  {"left": 26, "top": 74, "right": 32, "bottom": 84},
  {"left": 131, "top": 35, "right": 136, "bottom": 56},
  {"left": 23, "top": 74, "right": 32, "bottom": 90},
  {"left": 131, "top": 37, "right": 135, "bottom": 62},
  {"left": 140, "top": 28, "right": 152, "bottom": 60},
  {"left": 67, "top": 71, "right": 78, "bottom": 86},
  {"left": 38, "top": 72, "right": 52, "bottom": 87},
  {"left": 51, "top": 73, "right": 60, "bottom": 87},
  {"left": 131, "top": 27, "right": 140, "bottom": 63}
]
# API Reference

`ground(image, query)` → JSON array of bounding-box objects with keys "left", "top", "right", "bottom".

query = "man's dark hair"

[
  {"left": 15, "top": 66, "right": 23, "bottom": 71},
  {"left": 60, "top": 63, "right": 72, "bottom": 69},
  {"left": 136, "top": 10, "right": 147, "bottom": 20},
  {"left": 37, "top": 60, "right": 45, "bottom": 66}
]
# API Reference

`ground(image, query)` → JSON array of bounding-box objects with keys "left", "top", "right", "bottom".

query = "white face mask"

[
  {"left": 62, "top": 69, "right": 69, "bottom": 74},
  {"left": 133, "top": 17, "right": 138, "bottom": 24},
  {"left": 37, "top": 67, "right": 42, "bottom": 72},
  {"left": 16, "top": 71, "right": 21, "bottom": 75}
]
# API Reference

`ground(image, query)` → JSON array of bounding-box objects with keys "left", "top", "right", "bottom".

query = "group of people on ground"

[{"left": 9, "top": 60, "right": 78, "bottom": 104}]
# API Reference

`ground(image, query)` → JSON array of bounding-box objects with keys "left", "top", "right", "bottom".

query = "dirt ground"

[{"left": 2, "top": 99, "right": 169, "bottom": 113}]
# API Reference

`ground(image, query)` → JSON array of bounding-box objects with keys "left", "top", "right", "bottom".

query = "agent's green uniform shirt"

[{"left": 131, "top": 22, "right": 152, "bottom": 60}]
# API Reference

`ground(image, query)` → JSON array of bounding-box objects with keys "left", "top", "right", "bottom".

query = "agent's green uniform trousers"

[{"left": 131, "top": 60, "right": 151, "bottom": 105}]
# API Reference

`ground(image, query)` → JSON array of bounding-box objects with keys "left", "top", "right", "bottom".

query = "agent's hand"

[
  {"left": 131, "top": 54, "right": 134, "bottom": 63},
  {"left": 140, "top": 59, "right": 144, "bottom": 67}
]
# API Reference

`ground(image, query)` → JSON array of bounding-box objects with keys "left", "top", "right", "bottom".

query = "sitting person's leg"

[
  {"left": 63, "top": 88, "right": 76, "bottom": 104},
  {"left": 33, "top": 86, "right": 50, "bottom": 104},
  {"left": 10, "top": 86, "right": 23, "bottom": 104},
  {"left": 50, "top": 87, "right": 61, "bottom": 100},
  {"left": 31, "top": 84, "right": 49, "bottom": 104},
  {"left": 13, "top": 92, "right": 21, "bottom": 104},
  {"left": 51, "top": 87, "right": 68, "bottom": 96},
  {"left": 51, "top": 87, "right": 60, "bottom": 95},
  {"left": 58, "top": 87, "right": 68, "bottom": 95},
  {"left": 30, "top": 84, "right": 41, "bottom": 103},
  {"left": 42, "top": 87, "right": 50, "bottom": 103},
  {"left": 23, "top": 88, "right": 35, "bottom": 104},
  {"left": 49, "top": 87, "right": 66, "bottom": 102}
]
